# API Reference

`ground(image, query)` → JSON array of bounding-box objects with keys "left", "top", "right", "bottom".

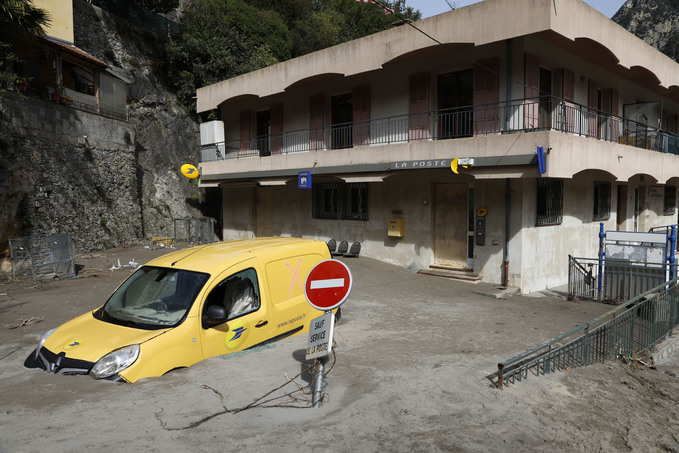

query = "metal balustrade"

[
  {"left": 200, "top": 96, "right": 679, "bottom": 162},
  {"left": 489, "top": 279, "right": 679, "bottom": 389}
]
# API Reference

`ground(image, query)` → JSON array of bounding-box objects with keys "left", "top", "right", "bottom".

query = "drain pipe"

[{"left": 503, "top": 178, "right": 510, "bottom": 287}]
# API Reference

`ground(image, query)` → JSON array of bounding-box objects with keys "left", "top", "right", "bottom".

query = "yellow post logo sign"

[
  {"left": 225, "top": 320, "right": 249, "bottom": 349},
  {"left": 181, "top": 164, "right": 199, "bottom": 179}
]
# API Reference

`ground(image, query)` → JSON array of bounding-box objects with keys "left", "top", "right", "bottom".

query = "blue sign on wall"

[
  {"left": 537, "top": 146, "right": 546, "bottom": 174},
  {"left": 298, "top": 171, "right": 312, "bottom": 189}
]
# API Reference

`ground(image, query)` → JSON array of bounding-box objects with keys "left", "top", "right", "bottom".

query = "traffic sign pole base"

[{"left": 312, "top": 357, "right": 326, "bottom": 408}]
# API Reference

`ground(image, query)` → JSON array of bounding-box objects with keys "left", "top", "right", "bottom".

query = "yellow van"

[{"left": 24, "top": 238, "right": 335, "bottom": 383}]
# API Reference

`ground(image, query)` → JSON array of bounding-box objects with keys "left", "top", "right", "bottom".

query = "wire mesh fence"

[
  {"left": 9, "top": 234, "right": 75, "bottom": 279},
  {"left": 173, "top": 217, "right": 217, "bottom": 246}
]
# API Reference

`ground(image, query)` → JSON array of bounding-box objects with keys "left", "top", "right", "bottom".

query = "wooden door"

[{"left": 434, "top": 183, "right": 468, "bottom": 268}]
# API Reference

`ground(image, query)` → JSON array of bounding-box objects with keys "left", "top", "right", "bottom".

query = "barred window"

[
  {"left": 312, "top": 183, "right": 368, "bottom": 220},
  {"left": 593, "top": 181, "right": 611, "bottom": 221},
  {"left": 536, "top": 179, "right": 563, "bottom": 226},
  {"left": 665, "top": 186, "right": 677, "bottom": 215}
]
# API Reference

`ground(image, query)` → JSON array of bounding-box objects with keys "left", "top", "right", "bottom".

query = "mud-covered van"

[{"left": 25, "top": 238, "right": 335, "bottom": 383}]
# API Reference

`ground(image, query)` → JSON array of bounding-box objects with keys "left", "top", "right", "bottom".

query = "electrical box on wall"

[{"left": 388, "top": 218, "right": 404, "bottom": 237}]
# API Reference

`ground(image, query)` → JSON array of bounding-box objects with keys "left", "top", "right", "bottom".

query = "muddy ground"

[{"left": 0, "top": 246, "right": 678, "bottom": 452}]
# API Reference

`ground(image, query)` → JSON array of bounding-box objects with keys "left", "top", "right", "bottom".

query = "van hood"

[{"left": 42, "top": 312, "right": 170, "bottom": 362}]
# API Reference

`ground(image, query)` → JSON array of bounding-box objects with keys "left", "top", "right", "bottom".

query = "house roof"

[{"left": 39, "top": 35, "right": 108, "bottom": 69}]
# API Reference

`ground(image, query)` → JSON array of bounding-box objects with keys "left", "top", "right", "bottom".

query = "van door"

[
  {"left": 264, "top": 253, "right": 327, "bottom": 340},
  {"left": 199, "top": 262, "right": 271, "bottom": 359}
]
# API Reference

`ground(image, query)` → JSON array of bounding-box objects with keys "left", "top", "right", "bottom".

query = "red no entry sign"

[{"left": 304, "top": 259, "right": 353, "bottom": 311}]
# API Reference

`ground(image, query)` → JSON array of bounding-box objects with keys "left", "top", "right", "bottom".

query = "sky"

[{"left": 406, "top": 0, "right": 627, "bottom": 19}]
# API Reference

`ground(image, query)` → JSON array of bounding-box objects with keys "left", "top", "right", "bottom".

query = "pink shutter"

[
  {"left": 524, "top": 53, "right": 539, "bottom": 129},
  {"left": 611, "top": 88, "right": 620, "bottom": 142},
  {"left": 588, "top": 79, "right": 598, "bottom": 138},
  {"left": 240, "top": 110, "right": 250, "bottom": 151},
  {"left": 309, "top": 95, "right": 324, "bottom": 151},
  {"left": 409, "top": 72, "right": 430, "bottom": 140},
  {"left": 562, "top": 68, "right": 575, "bottom": 133},
  {"left": 270, "top": 103, "right": 283, "bottom": 154},
  {"left": 353, "top": 84, "right": 370, "bottom": 146},
  {"left": 474, "top": 58, "right": 499, "bottom": 135}
]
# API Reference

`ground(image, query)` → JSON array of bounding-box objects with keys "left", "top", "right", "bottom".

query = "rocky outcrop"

[
  {"left": 0, "top": 0, "right": 214, "bottom": 257},
  {"left": 614, "top": 0, "right": 679, "bottom": 61}
]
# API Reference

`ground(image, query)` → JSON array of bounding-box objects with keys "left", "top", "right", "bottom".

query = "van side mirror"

[{"left": 202, "top": 305, "right": 228, "bottom": 329}]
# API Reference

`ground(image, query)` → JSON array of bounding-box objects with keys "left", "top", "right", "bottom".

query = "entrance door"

[
  {"left": 256, "top": 110, "right": 271, "bottom": 156},
  {"left": 434, "top": 183, "right": 468, "bottom": 268},
  {"left": 616, "top": 185, "right": 627, "bottom": 231},
  {"left": 331, "top": 93, "right": 353, "bottom": 149},
  {"left": 539, "top": 67, "right": 552, "bottom": 129},
  {"left": 437, "top": 69, "right": 473, "bottom": 139}
]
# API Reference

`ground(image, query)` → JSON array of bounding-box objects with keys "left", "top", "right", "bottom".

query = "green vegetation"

[
  {"left": 0, "top": 0, "right": 50, "bottom": 91},
  {"left": 166, "top": 0, "right": 420, "bottom": 114}
]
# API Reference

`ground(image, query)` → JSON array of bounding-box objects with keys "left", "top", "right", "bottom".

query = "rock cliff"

[
  {"left": 614, "top": 0, "right": 679, "bottom": 61},
  {"left": 0, "top": 0, "right": 217, "bottom": 258}
]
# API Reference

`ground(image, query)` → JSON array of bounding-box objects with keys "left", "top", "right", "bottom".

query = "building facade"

[{"left": 195, "top": 0, "right": 679, "bottom": 293}]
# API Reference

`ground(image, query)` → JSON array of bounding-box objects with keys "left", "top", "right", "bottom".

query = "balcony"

[{"left": 201, "top": 96, "right": 679, "bottom": 163}]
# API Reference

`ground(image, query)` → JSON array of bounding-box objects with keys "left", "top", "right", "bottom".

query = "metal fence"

[
  {"left": 9, "top": 234, "right": 75, "bottom": 279},
  {"left": 489, "top": 279, "right": 679, "bottom": 389},
  {"left": 201, "top": 95, "right": 679, "bottom": 162},
  {"left": 173, "top": 217, "right": 217, "bottom": 246},
  {"left": 568, "top": 255, "right": 678, "bottom": 303}
]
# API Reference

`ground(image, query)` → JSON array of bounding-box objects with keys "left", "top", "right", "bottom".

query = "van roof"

[{"left": 144, "top": 237, "right": 327, "bottom": 275}]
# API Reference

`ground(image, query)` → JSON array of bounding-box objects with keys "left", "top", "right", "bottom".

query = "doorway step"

[{"left": 417, "top": 265, "right": 481, "bottom": 282}]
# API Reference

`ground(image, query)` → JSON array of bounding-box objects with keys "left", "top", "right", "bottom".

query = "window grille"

[
  {"left": 313, "top": 183, "right": 368, "bottom": 220},
  {"left": 536, "top": 179, "right": 563, "bottom": 226},
  {"left": 593, "top": 181, "right": 611, "bottom": 221}
]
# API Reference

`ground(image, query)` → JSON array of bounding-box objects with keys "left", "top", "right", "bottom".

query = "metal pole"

[
  {"left": 598, "top": 222, "right": 605, "bottom": 301},
  {"left": 313, "top": 357, "right": 326, "bottom": 408},
  {"left": 497, "top": 363, "right": 504, "bottom": 390}
]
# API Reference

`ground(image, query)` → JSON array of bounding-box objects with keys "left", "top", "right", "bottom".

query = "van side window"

[{"left": 204, "top": 268, "right": 261, "bottom": 320}]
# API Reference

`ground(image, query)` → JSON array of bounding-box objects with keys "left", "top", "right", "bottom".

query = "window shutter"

[
  {"left": 240, "top": 110, "right": 250, "bottom": 151},
  {"left": 309, "top": 95, "right": 324, "bottom": 150},
  {"left": 270, "top": 103, "right": 283, "bottom": 154},
  {"left": 588, "top": 79, "right": 598, "bottom": 138},
  {"left": 524, "top": 53, "right": 539, "bottom": 129},
  {"left": 409, "top": 72, "right": 430, "bottom": 140},
  {"left": 562, "top": 69, "right": 575, "bottom": 102},
  {"left": 474, "top": 58, "right": 499, "bottom": 135},
  {"left": 353, "top": 85, "right": 370, "bottom": 146}
]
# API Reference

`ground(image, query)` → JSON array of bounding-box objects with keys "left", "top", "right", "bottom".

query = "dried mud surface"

[{"left": 1, "top": 246, "right": 678, "bottom": 452}]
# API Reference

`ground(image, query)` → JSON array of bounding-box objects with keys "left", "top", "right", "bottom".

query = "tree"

[
  {"left": 166, "top": 0, "right": 291, "bottom": 111},
  {"left": 0, "top": 0, "right": 50, "bottom": 91},
  {"left": 138, "top": 0, "right": 181, "bottom": 14}
]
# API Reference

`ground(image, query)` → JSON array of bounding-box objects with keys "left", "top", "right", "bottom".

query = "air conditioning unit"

[{"left": 200, "top": 120, "right": 224, "bottom": 146}]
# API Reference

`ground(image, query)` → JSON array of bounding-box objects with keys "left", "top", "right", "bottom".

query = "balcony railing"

[{"left": 200, "top": 96, "right": 679, "bottom": 162}]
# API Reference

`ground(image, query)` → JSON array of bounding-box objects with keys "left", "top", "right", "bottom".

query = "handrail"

[
  {"left": 491, "top": 276, "right": 679, "bottom": 388},
  {"left": 200, "top": 95, "right": 679, "bottom": 162}
]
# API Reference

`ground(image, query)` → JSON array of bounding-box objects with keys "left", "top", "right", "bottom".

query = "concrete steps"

[{"left": 417, "top": 265, "right": 482, "bottom": 282}]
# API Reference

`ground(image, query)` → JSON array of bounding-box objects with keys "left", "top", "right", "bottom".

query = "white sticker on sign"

[
  {"left": 306, "top": 311, "right": 335, "bottom": 361},
  {"left": 310, "top": 278, "right": 345, "bottom": 289}
]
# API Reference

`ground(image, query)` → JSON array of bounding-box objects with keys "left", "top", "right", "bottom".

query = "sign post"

[{"left": 304, "top": 259, "right": 352, "bottom": 407}]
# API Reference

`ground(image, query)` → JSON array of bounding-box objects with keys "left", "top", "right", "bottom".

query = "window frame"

[
  {"left": 664, "top": 185, "right": 677, "bottom": 216},
  {"left": 593, "top": 181, "right": 611, "bottom": 221},
  {"left": 312, "top": 182, "right": 368, "bottom": 221},
  {"left": 536, "top": 178, "right": 563, "bottom": 226}
]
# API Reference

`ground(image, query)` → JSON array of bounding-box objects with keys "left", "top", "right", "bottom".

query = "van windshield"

[{"left": 95, "top": 266, "right": 209, "bottom": 329}]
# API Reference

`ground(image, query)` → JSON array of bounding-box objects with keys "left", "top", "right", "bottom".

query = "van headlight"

[
  {"left": 90, "top": 345, "right": 140, "bottom": 379},
  {"left": 35, "top": 327, "right": 57, "bottom": 359}
]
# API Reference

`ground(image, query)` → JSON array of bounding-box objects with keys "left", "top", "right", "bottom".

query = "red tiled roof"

[{"left": 39, "top": 35, "right": 108, "bottom": 68}]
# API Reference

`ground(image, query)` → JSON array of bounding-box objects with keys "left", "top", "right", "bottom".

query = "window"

[
  {"left": 203, "top": 269, "right": 260, "bottom": 321},
  {"left": 536, "top": 179, "right": 563, "bottom": 226},
  {"left": 593, "top": 181, "right": 611, "bottom": 221},
  {"left": 665, "top": 186, "right": 677, "bottom": 215},
  {"left": 312, "top": 183, "right": 368, "bottom": 220}
]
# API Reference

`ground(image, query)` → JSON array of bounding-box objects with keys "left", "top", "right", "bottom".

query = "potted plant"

[
  {"left": 61, "top": 95, "right": 73, "bottom": 106},
  {"left": 51, "top": 92, "right": 60, "bottom": 102}
]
